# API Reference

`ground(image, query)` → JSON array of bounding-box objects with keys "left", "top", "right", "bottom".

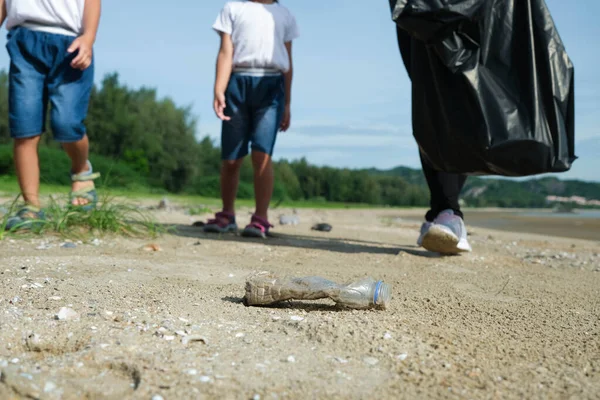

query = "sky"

[{"left": 0, "top": 0, "right": 598, "bottom": 182}]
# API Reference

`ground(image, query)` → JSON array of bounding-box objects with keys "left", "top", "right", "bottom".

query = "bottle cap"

[{"left": 373, "top": 281, "right": 391, "bottom": 309}]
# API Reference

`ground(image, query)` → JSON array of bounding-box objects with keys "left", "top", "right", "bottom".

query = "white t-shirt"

[
  {"left": 5, "top": 0, "right": 85, "bottom": 37},
  {"left": 213, "top": 1, "right": 299, "bottom": 73}
]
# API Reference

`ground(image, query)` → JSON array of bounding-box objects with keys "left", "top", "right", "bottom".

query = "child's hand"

[
  {"left": 214, "top": 93, "right": 231, "bottom": 121},
  {"left": 68, "top": 35, "right": 94, "bottom": 70},
  {"left": 280, "top": 105, "right": 291, "bottom": 132}
]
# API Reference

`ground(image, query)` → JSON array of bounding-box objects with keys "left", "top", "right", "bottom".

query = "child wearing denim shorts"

[
  {"left": 1, "top": 0, "right": 101, "bottom": 230},
  {"left": 204, "top": 0, "right": 299, "bottom": 238}
]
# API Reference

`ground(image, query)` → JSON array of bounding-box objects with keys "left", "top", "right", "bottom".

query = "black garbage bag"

[{"left": 389, "top": 0, "right": 576, "bottom": 176}]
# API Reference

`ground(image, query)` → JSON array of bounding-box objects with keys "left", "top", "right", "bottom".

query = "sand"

[{"left": 0, "top": 205, "right": 598, "bottom": 399}]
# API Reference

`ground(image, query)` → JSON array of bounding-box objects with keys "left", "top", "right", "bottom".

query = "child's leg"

[
  {"left": 249, "top": 75, "right": 285, "bottom": 222},
  {"left": 221, "top": 158, "right": 245, "bottom": 214},
  {"left": 47, "top": 33, "right": 95, "bottom": 206},
  {"left": 251, "top": 151, "right": 274, "bottom": 220},
  {"left": 220, "top": 74, "right": 251, "bottom": 215},
  {"left": 62, "top": 135, "right": 92, "bottom": 206},
  {"left": 14, "top": 136, "right": 42, "bottom": 208},
  {"left": 6, "top": 28, "right": 49, "bottom": 209}
]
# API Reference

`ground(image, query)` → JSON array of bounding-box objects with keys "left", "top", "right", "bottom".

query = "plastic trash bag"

[{"left": 389, "top": 0, "right": 576, "bottom": 176}]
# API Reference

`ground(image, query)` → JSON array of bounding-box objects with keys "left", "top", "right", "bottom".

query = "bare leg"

[
  {"left": 251, "top": 150, "right": 274, "bottom": 220},
  {"left": 14, "top": 136, "right": 42, "bottom": 208},
  {"left": 62, "top": 135, "right": 93, "bottom": 206},
  {"left": 221, "top": 158, "right": 244, "bottom": 214}
]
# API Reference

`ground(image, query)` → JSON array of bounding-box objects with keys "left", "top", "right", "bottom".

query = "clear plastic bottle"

[
  {"left": 335, "top": 277, "right": 391, "bottom": 310},
  {"left": 244, "top": 272, "right": 392, "bottom": 310}
]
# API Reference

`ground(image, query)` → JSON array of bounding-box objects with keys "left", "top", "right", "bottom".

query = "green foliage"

[{"left": 0, "top": 144, "right": 147, "bottom": 189}]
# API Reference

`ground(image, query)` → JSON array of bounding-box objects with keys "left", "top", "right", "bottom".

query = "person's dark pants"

[{"left": 394, "top": 24, "right": 467, "bottom": 222}]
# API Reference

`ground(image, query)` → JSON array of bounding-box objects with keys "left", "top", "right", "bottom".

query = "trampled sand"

[{"left": 0, "top": 205, "right": 598, "bottom": 399}]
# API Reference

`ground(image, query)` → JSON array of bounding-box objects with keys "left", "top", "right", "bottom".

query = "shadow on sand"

[
  {"left": 169, "top": 224, "right": 442, "bottom": 258},
  {"left": 221, "top": 296, "right": 354, "bottom": 312}
]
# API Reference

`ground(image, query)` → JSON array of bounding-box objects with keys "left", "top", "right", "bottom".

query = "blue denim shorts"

[
  {"left": 221, "top": 72, "right": 285, "bottom": 160},
  {"left": 6, "top": 27, "right": 94, "bottom": 142}
]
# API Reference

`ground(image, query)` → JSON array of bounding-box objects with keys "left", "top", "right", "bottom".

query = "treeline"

[
  {"left": 0, "top": 71, "right": 429, "bottom": 206},
  {"left": 0, "top": 71, "right": 598, "bottom": 208}
]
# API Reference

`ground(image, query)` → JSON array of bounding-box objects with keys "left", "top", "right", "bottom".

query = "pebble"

[
  {"left": 156, "top": 327, "right": 168, "bottom": 336},
  {"left": 287, "top": 355, "right": 296, "bottom": 363},
  {"left": 279, "top": 215, "right": 300, "bottom": 226},
  {"left": 397, "top": 353, "right": 408, "bottom": 361},
  {"left": 334, "top": 357, "right": 348, "bottom": 364},
  {"left": 199, "top": 376, "right": 211, "bottom": 383},
  {"left": 61, "top": 242, "right": 77, "bottom": 249},
  {"left": 363, "top": 357, "right": 379, "bottom": 366},
  {"left": 44, "top": 381, "right": 57, "bottom": 393},
  {"left": 48, "top": 296, "right": 62, "bottom": 301},
  {"left": 290, "top": 316, "right": 304, "bottom": 322},
  {"left": 384, "top": 332, "right": 392, "bottom": 340},
  {"left": 151, "top": 396, "right": 164, "bottom": 400},
  {"left": 184, "top": 369, "right": 198, "bottom": 376},
  {"left": 164, "top": 335, "right": 175, "bottom": 341},
  {"left": 182, "top": 335, "right": 207, "bottom": 346},
  {"left": 158, "top": 198, "right": 170, "bottom": 210},
  {"left": 142, "top": 243, "right": 162, "bottom": 252},
  {"left": 311, "top": 223, "right": 333, "bottom": 232},
  {"left": 56, "top": 307, "right": 79, "bottom": 321},
  {"left": 271, "top": 316, "right": 281, "bottom": 321},
  {"left": 10, "top": 358, "right": 19, "bottom": 364},
  {"left": 235, "top": 332, "right": 245, "bottom": 338}
]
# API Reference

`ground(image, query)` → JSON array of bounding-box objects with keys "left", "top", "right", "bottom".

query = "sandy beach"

[{"left": 0, "top": 205, "right": 598, "bottom": 399}]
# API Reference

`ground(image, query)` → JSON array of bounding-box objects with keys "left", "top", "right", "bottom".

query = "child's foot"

[
  {"left": 5, "top": 205, "right": 46, "bottom": 231},
  {"left": 71, "top": 180, "right": 95, "bottom": 206},
  {"left": 242, "top": 215, "right": 273, "bottom": 239},
  {"left": 203, "top": 211, "right": 238, "bottom": 233},
  {"left": 70, "top": 161, "right": 100, "bottom": 211}
]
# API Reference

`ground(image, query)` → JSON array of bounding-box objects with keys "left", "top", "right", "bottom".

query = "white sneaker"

[{"left": 419, "top": 210, "right": 472, "bottom": 254}]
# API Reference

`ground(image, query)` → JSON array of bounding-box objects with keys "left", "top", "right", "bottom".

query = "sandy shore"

[
  {"left": 0, "top": 205, "right": 598, "bottom": 399},
  {"left": 398, "top": 208, "right": 600, "bottom": 242}
]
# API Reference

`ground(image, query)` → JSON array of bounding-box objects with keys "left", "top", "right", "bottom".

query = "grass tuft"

[{"left": 0, "top": 193, "right": 164, "bottom": 240}]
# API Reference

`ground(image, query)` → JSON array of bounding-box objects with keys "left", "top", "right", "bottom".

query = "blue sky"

[{"left": 1, "top": 0, "right": 598, "bottom": 181}]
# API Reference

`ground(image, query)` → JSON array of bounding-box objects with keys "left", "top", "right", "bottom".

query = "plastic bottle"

[
  {"left": 244, "top": 272, "right": 392, "bottom": 310},
  {"left": 335, "top": 277, "right": 391, "bottom": 310}
]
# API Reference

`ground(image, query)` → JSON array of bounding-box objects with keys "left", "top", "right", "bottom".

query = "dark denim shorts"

[
  {"left": 221, "top": 72, "right": 285, "bottom": 160},
  {"left": 6, "top": 27, "right": 94, "bottom": 142}
]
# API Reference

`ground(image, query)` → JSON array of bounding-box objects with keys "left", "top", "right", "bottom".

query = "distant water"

[
  {"left": 520, "top": 210, "right": 600, "bottom": 220},
  {"left": 401, "top": 209, "right": 600, "bottom": 240}
]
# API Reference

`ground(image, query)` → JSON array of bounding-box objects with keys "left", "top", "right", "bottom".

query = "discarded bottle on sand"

[{"left": 244, "top": 271, "right": 391, "bottom": 310}]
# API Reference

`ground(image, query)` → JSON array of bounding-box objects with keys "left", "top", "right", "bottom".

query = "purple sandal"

[
  {"left": 203, "top": 211, "right": 238, "bottom": 234},
  {"left": 242, "top": 215, "right": 273, "bottom": 239}
]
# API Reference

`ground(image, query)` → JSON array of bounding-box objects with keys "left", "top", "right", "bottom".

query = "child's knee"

[
  {"left": 14, "top": 135, "right": 41, "bottom": 147},
  {"left": 50, "top": 114, "right": 85, "bottom": 142},
  {"left": 222, "top": 159, "right": 244, "bottom": 172}
]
